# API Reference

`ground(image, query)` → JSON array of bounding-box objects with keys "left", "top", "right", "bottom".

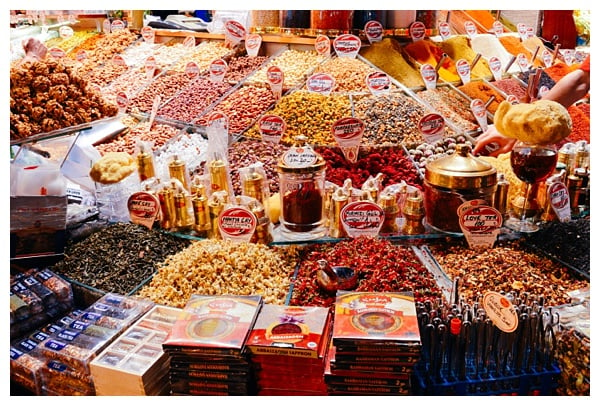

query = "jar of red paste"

[
  {"left": 311, "top": 10, "right": 354, "bottom": 35},
  {"left": 423, "top": 144, "right": 497, "bottom": 234},
  {"left": 277, "top": 136, "right": 327, "bottom": 240}
]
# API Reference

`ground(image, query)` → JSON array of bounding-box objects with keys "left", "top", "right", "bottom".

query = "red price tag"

[
  {"left": 364, "top": 20, "right": 383, "bottom": 43},
  {"left": 128, "top": 192, "right": 160, "bottom": 229},
  {"left": 438, "top": 22, "right": 451, "bottom": 39},
  {"left": 409, "top": 21, "right": 426, "bottom": 41},
  {"left": 420, "top": 64, "right": 437, "bottom": 90},
  {"left": 366, "top": 71, "right": 391, "bottom": 95},
  {"left": 333, "top": 34, "right": 361, "bottom": 58},
  {"left": 218, "top": 207, "right": 257, "bottom": 242},
  {"left": 258, "top": 114, "right": 286, "bottom": 143},
  {"left": 314, "top": 35, "right": 331, "bottom": 55},
  {"left": 141, "top": 26, "right": 155, "bottom": 43},
  {"left": 464, "top": 21, "right": 477, "bottom": 37},
  {"left": 340, "top": 201, "right": 384, "bottom": 238},
  {"left": 418, "top": 113, "right": 445, "bottom": 143},
  {"left": 307, "top": 73, "right": 335, "bottom": 95}
]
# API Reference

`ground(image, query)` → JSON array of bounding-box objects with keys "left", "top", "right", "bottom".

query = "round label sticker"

[
  {"left": 183, "top": 36, "right": 196, "bottom": 48},
  {"left": 185, "top": 61, "right": 200, "bottom": 78},
  {"left": 517, "top": 53, "right": 529, "bottom": 71},
  {"left": 76, "top": 49, "right": 88, "bottom": 62},
  {"left": 314, "top": 35, "right": 331, "bottom": 55},
  {"left": 542, "top": 49, "right": 553, "bottom": 67},
  {"left": 218, "top": 207, "right": 257, "bottom": 241},
  {"left": 438, "top": 22, "right": 451, "bottom": 39},
  {"left": 246, "top": 33, "right": 262, "bottom": 50},
  {"left": 409, "top": 21, "right": 426, "bottom": 41},
  {"left": 482, "top": 291, "right": 519, "bottom": 333},
  {"left": 549, "top": 182, "right": 569, "bottom": 210},
  {"left": 470, "top": 99, "right": 487, "bottom": 118},
  {"left": 418, "top": 113, "right": 445, "bottom": 139},
  {"left": 459, "top": 205, "right": 502, "bottom": 233},
  {"left": 113, "top": 55, "right": 127, "bottom": 66},
  {"left": 364, "top": 20, "right": 383, "bottom": 43},
  {"left": 333, "top": 34, "right": 361, "bottom": 58},
  {"left": 145, "top": 56, "right": 157, "bottom": 79},
  {"left": 116, "top": 91, "right": 129, "bottom": 109},
  {"left": 225, "top": 20, "right": 246, "bottom": 41},
  {"left": 332, "top": 117, "right": 364, "bottom": 140},
  {"left": 456, "top": 58, "right": 471, "bottom": 83},
  {"left": 517, "top": 23, "right": 527, "bottom": 39},
  {"left": 128, "top": 192, "right": 160, "bottom": 229},
  {"left": 210, "top": 59, "right": 228, "bottom": 76},
  {"left": 111, "top": 19, "right": 125, "bottom": 31},
  {"left": 420, "top": 64, "right": 437, "bottom": 89},
  {"left": 59, "top": 26, "right": 73, "bottom": 39},
  {"left": 488, "top": 56, "right": 502, "bottom": 74},
  {"left": 492, "top": 21, "right": 504, "bottom": 36},
  {"left": 102, "top": 19, "right": 111, "bottom": 33},
  {"left": 258, "top": 114, "right": 286, "bottom": 141}
]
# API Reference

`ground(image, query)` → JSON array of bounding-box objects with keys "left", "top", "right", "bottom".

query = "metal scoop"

[{"left": 316, "top": 259, "right": 358, "bottom": 294}]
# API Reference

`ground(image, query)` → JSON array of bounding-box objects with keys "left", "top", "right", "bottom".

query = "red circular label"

[
  {"left": 418, "top": 113, "right": 445, "bottom": 136},
  {"left": 456, "top": 59, "right": 470, "bottom": 76},
  {"left": 366, "top": 71, "right": 390, "bottom": 91},
  {"left": 48, "top": 47, "right": 66, "bottom": 59},
  {"left": 488, "top": 56, "right": 502, "bottom": 73},
  {"left": 116, "top": 91, "right": 129, "bottom": 109},
  {"left": 332, "top": 117, "right": 364, "bottom": 140},
  {"left": 438, "top": 22, "right": 451, "bottom": 38},
  {"left": 340, "top": 201, "right": 384, "bottom": 230},
  {"left": 364, "top": 20, "right": 383, "bottom": 40},
  {"left": 409, "top": 21, "right": 426, "bottom": 41},
  {"left": 218, "top": 207, "right": 257, "bottom": 237},
  {"left": 210, "top": 59, "right": 227, "bottom": 75},
  {"left": 464, "top": 21, "right": 477, "bottom": 36},
  {"left": 459, "top": 206, "right": 502, "bottom": 233},
  {"left": 225, "top": 20, "right": 246, "bottom": 40},
  {"left": 267, "top": 66, "right": 283, "bottom": 85},
  {"left": 258, "top": 115, "right": 286, "bottom": 136},
  {"left": 141, "top": 26, "right": 155, "bottom": 42},
  {"left": 549, "top": 182, "right": 569, "bottom": 210},
  {"left": 314, "top": 35, "right": 330, "bottom": 55},
  {"left": 246, "top": 34, "right": 261, "bottom": 50},
  {"left": 470, "top": 99, "right": 487, "bottom": 118},
  {"left": 307, "top": 73, "right": 335, "bottom": 93},
  {"left": 420, "top": 64, "right": 436, "bottom": 82},
  {"left": 333, "top": 34, "right": 361, "bottom": 56}
]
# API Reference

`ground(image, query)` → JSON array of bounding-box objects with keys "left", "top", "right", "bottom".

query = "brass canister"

[
  {"left": 157, "top": 186, "right": 176, "bottom": 230},
  {"left": 328, "top": 188, "right": 349, "bottom": 238},
  {"left": 168, "top": 155, "right": 189, "bottom": 191},
  {"left": 379, "top": 192, "right": 399, "bottom": 234},
  {"left": 208, "top": 194, "right": 225, "bottom": 239},
  {"left": 243, "top": 168, "right": 265, "bottom": 204},
  {"left": 137, "top": 151, "right": 156, "bottom": 182},
  {"left": 209, "top": 158, "right": 230, "bottom": 195},
  {"left": 192, "top": 188, "right": 211, "bottom": 237},
  {"left": 174, "top": 190, "right": 192, "bottom": 230},
  {"left": 402, "top": 192, "right": 425, "bottom": 235},
  {"left": 249, "top": 199, "right": 273, "bottom": 244}
]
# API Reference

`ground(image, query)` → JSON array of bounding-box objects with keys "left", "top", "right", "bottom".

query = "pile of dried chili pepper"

[
  {"left": 315, "top": 146, "right": 423, "bottom": 190},
  {"left": 289, "top": 236, "right": 443, "bottom": 308}
]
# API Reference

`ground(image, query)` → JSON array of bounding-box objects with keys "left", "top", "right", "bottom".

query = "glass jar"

[
  {"left": 310, "top": 10, "right": 354, "bottom": 35},
  {"left": 423, "top": 144, "right": 497, "bottom": 233},
  {"left": 279, "top": 10, "right": 311, "bottom": 35},
  {"left": 277, "top": 136, "right": 326, "bottom": 239},
  {"left": 250, "top": 10, "right": 280, "bottom": 34},
  {"left": 353, "top": 10, "right": 387, "bottom": 30}
]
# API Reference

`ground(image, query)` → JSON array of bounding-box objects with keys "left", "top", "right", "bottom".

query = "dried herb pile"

[{"left": 52, "top": 223, "right": 191, "bottom": 295}]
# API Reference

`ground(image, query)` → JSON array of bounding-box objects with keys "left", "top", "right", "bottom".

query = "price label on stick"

[
  {"left": 542, "top": 49, "right": 553, "bottom": 67},
  {"left": 456, "top": 59, "right": 471, "bottom": 84},
  {"left": 488, "top": 56, "right": 503, "bottom": 81},
  {"left": 331, "top": 117, "right": 364, "bottom": 163},
  {"left": 492, "top": 21, "right": 504, "bottom": 37},
  {"left": 141, "top": 26, "right": 155, "bottom": 43},
  {"left": 333, "top": 34, "right": 361, "bottom": 58},
  {"left": 409, "top": 21, "right": 426, "bottom": 42},
  {"left": 128, "top": 192, "right": 161, "bottom": 229},
  {"left": 470, "top": 99, "right": 489, "bottom": 131},
  {"left": 314, "top": 35, "right": 331, "bottom": 55},
  {"left": 224, "top": 20, "right": 246, "bottom": 48},
  {"left": 266, "top": 66, "right": 284, "bottom": 100},
  {"left": 366, "top": 71, "right": 391, "bottom": 96},
  {"left": 210, "top": 59, "right": 228, "bottom": 83},
  {"left": 482, "top": 291, "right": 519, "bottom": 333},
  {"left": 438, "top": 22, "right": 451, "bottom": 40},
  {"left": 258, "top": 114, "right": 286, "bottom": 144},
  {"left": 458, "top": 200, "right": 502, "bottom": 249},
  {"left": 245, "top": 33, "right": 262, "bottom": 57},
  {"left": 307, "top": 73, "right": 335, "bottom": 95},
  {"left": 218, "top": 206, "right": 257, "bottom": 243},
  {"left": 341, "top": 200, "right": 384, "bottom": 238},
  {"left": 464, "top": 21, "right": 477, "bottom": 38},
  {"left": 364, "top": 20, "right": 383, "bottom": 44},
  {"left": 420, "top": 64, "right": 437, "bottom": 90},
  {"left": 418, "top": 113, "right": 445, "bottom": 144}
]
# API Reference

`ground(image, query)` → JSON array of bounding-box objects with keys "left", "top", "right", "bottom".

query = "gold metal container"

[
  {"left": 137, "top": 150, "right": 156, "bottom": 182},
  {"left": 379, "top": 192, "right": 399, "bottom": 234},
  {"left": 168, "top": 155, "right": 189, "bottom": 191},
  {"left": 328, "top": 187, "right": 349, "bottom": 238},
  {"left": 493, "top": 173, "right": 510, "bottom": 217},
  {"left": 157, "top": 186, "right": 176, "bottom": 230},
  {"left": 423, "top": 144, "right": 497, "bottom": 233},
  {"left": 402, "top": 192, "right": 425, "bottom": 235},
  {"left": 209, "top": 158, "right": 230, "bottom": 195},
  {"left": 192, "top": 186, "right": 211, "bottom": 237},
  {"left": 243, "top": 168, "right": 265, "bottom": 204}
]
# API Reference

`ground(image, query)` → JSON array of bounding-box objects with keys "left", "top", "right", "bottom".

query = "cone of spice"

[
  {"left": 436, "top": 35, "right": 493, "bottom": 79},
  {"left": 360, "top": 38, "right": 424, "bottom": 88},
  {"left": 403, "top": 39, "right": 461, "bottom": 83}
]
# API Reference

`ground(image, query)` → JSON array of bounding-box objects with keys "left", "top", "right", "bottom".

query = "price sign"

[
  {"left": 307, "top": 73, "right": 335, "bottom": 95},
  {"left": 116, "top": 91, "right": 129, "bottom": 111},
  {"left": 113, "top": 55, "right": 127, "bottom": 67},
  {"left": 128, "top": 192, "right": 160, "bottom": 229},
  {"left": 314, "top": 35, "right": 331, "bottom": 55},
  {"left": 209, "top": 59, "right": 228, "bottom": 83},
  {"left": 420, "top": 64, "right": 437, "bottom": 90},
  {"left": 516, "top": 53, "right": 529, "bottom": 72},
  {"left": 48, "top": 47, "right": 66, "bottom": 59},
  {"left": 76, "top": 49, "right": 88, "bottom": 62},
  {"left": 111, "top": 19, "right": 125, "bottom": 32},
  {"left": 548, "top": 181, "right": 571, "bottom": 222},
  {"left": 341, "top": 201, "right": 384, "bottom": 238},
  {"left": 541, "top": 49, "right": 553, "bottom": 67},
  {"left": 102, "top": 18, "right": 111, "bottom": 33},
  {"left": 517, "top": 23, "right": 527, "bottom": 41},
  {"left": 470, "top": 99, "right": 489, "bottom": 131},
  {"left": 282, "top": 145, "right": 318, "bottom": 168},
  {"left": 409, "top": 21, "right": 426, "bottom": 42},
  {"left": 488, "top": 56, "right": 503, "bottom": 81},
  {"left": 185, "top": 61, "right": 200, "bottom": 79},
  {"left": 218, "top": 206, "right": 257, "bottom": 243},
  {"left": 183, "top": 36, "right": 196, "bottom": 48},
  {"left": 366, "top": 71, "right": 391, "bottom": 96},
  {"left": 245, "top": 33, "right": 262, "bottom": 57},
  {"left": 464, "top": 21, "right": 477, "bottom": 38},
  {"left": 333, "top": 34, "right": 361, "bottom": 58},
  {"left": 266, "top": 66, "right": 284, "bottom": 100},
  {"left": 364, "top": 20, "right": 383, "bottom": 43},
  {"left": 224, "top": 20, "right": 246, "bottom": 48},
  {"left": 492, "top": 21, "right": 504, "bottom": 37},
  {"left": 145, "top": 56, "right": 157, "bottom": 80},
  {"left": 458, "top": 201, "right": 502, "bottom": 249},
  {"left": 438, "top": 22, "right": 451, "bottom": 40},
  {"left": 456, "top": 58, "right": 471, "bottom": 84},
  {"left": 141, "top": 26, "right": 155, "bottom": 43},
  {"left": 258, "top": 114, "right": 286, "bottom": 144},
  {"left": 331, "top": 117, "right": 364, "bottom": 163},
  {"left": 418, "top": 113, "right": 445, "bottom": 144},
  {"left": 59, "top": 26, "right": 73, "bottom": 39}
]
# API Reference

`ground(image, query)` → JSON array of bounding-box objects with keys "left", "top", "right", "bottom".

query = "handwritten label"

[
  {"left": 76, "top": 49, "right": 88, "bottom": 62},
  {"left": 128, "top": 192, "right": 160, "bottom": 229},
  {"left": 366, "top": 71, "right": 391, "bottom": 96},
  {"left": 341, "top": 200, "right": 384, "bottom": 238},
  {"left": 209, "top": 59, "right": 228, "bottom": 83},
  {"left": 282, "top": 146, "right": 318, "bottom": 168},
  {"left": 488, "top": 56, "right": 503, "bottom": 81},
  {"left": 111, "top": 19, "right": 125, "bottom": 32},
  {"left": 245, "top": 33, "right": 262, "bottom": 57},
  {"left": 470, "top": 99, "right": 489, "bottom": 131},
  {"left": 333, "top": 34, "right": 361, "bottom": 58},
  {"left": 116, "top": 91, "right": 129, "bottom": 111},
  {"left": 418, "top": 113, "right": 445, "bottom": 144},
  {"left": 141, "top": 26, "right": 155, "bottom": 43},
  {"left": 266, "top": 66, "right": 284, "bottom": 100},
  {"left": 331, "top": 117, "right": 364, "bottom": 163},
  {"left": 102, "top": 18, "right": 111, "bottom": 34},
  {"left": 314, "top": 35, "right": 331, "bottom": 55},
  {"left": 183, "top": 36, "right": 196, "bottom": 48},
  {"left": 464, "top": 21, "right": 477, "bottom": 38},
  {"left": 145, "top": 56, "right": 157, "bottom": 80},
  {"left": 420, "top": 64, "right": 437, "bottom": 90},
  {"left": 258, "top": 114, "right": 286, "bottom": 144},
  {"left": 438, "top": 22, "right": 451, "bottom": 40},
  {"left": 482, "top": 291, "right": 519, "bottom": 333},
  {"left": 409, "top": 21, "right": 426, "bottom": 42},
  {"left": 456, "top": 58, "right": 471, "bottom": 84},
  {"left": 364, "top": 20, "right": 383, "bottom": 43},
  {"left": 517, "top": 23, "right": 527, "bottom": 41},
  {"left": 516, "top": 53, "right": 529, "bottom": 72},
  {"left": 307, "top": 73, "right": 335, "bottom": 95},
  {"left": 48, "top": 47, "right": 66, "bottom": 59},
  {"left": 218, "top": 207, "right": 256, "bottom": 242}
]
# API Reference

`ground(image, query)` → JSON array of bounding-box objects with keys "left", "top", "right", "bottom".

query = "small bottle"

[
  {"left": 493, "top": 173, "right": 510, "bottom": 218},
  {"left": 192, "top": 184, "right": 211, "bottom": 237},
  {"left": 157, "top": 185, "right": 176, "bottom": 230},
  {"left": 328, "top": 186, "right": 349, "bottom": 238},
  {"left": 173, "top": 183, "right": 192, "bottom": 230},
  {"left": 402, "top": 191, "right": 425, "bottom": 235},
  {"left": 208, "top": 156, "right": 230, "bottom": 196},
  {"left": 379, "top": 191, "right": 399, "bottom": 234},
  {"left": 168, "top": 155, "right": 190, "bottom": 191},
  {"left": 248, "top": 198, "right": 273, "bottom": 245},
  {"left": 136, "top": 145, "right": 156, "bottom": 182},
  {"left": 207, "top": 192, "right": 225, "bottom": 239}
]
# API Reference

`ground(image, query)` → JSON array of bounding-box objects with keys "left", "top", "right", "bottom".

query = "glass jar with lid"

[
  {"left": 277, "top": 136, "right": 327, "bottom": 240},
  {"left": 423, "top": 144, "right": 497, "bottom": 233},
  {"left": 310, "top": 10, "right": 354, "bottom": 36}
]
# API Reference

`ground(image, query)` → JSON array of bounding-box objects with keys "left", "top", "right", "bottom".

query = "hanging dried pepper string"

[{"left": 289, "top": 236, "right": 443, "bottom": 308}]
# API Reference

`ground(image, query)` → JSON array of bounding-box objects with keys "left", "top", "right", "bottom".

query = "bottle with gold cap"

[
  {"left": 172, "top": 180, "right": 192, "bottom": 231},
  {"left": 136, "top": 142, "right": 156, "bottom": 182},
  {"left": 157, "top": 183, "right": 176, "bottom": 230},
  {"left": 208, "top": 152, "right": 231, "bottom": 197},
  {"left": 241, "top": 165, "right": 267, "bottom": 207},
  {"left": 402, "top": 190, "right": 425, "bottom": 235},
  {"left": 207, "top": 191, "right": 226, "bottom": 239},
  {"left": 248, "top": 198, "right": 273, "bottom": 244},
  {"left": 168, "top": 154, "right": 190, "bottom": 191},
  {"left": 379, "top": 190, "right": 399, "bottom": 234}
]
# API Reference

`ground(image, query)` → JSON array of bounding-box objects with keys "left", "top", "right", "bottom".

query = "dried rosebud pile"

[{"left": 290, "top": 236, "right": 443, "bottom": 308}]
